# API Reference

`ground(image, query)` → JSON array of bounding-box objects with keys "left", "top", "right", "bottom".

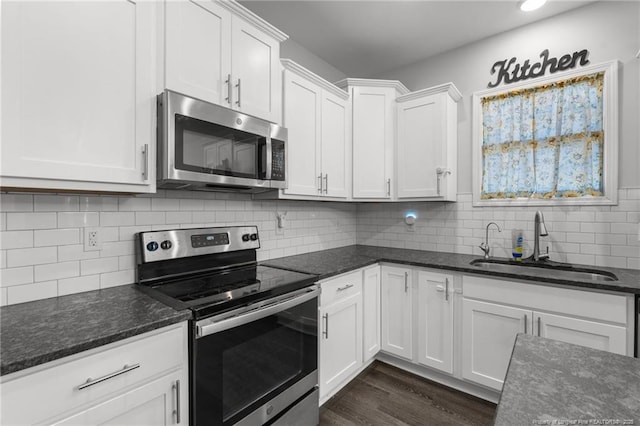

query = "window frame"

[{"left": 472, "top": 60, "right": 619, "bottom": 207}]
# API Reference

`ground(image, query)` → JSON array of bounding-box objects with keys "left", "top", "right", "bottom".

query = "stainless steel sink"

[{"left": 469, "top": 259, "right": 618, "bottom": 282}]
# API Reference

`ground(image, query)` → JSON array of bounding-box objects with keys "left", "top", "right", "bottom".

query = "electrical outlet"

[{"left": 84, "top": 227, "right": 102, "bottom": 251}]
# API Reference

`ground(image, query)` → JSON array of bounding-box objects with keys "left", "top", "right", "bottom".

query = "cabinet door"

[
  {"left": 362, "top": 265, "right": 381, "bottom": 362},
  {"left": 535, "top": 312, "right": 627, "bottom": 355},
  {"left": 230, "top": 15, "right": 280, "bottom": 123},
  {"left": 1, "top": 1, "right": 155, "bottom": 192},
  {"left": 462, "top": 299, "right": 531, "bottom": 391},
  {"left": 397, "top": 94, "right": 443, "bottom": 198},
  {"left": 165, "top": 0, "right": 232, "bottom": 108},
  {"left": 53, "top": 372, "right": 185, "bottom": 426},
  {"left": 319, "top": 293, "right": 363, "bottom": 400},
  {"left": 282, "top": 71, "right": 321, "bottom": 197},
  {"left": 381, "top": 266, "right": 412, "bottom": 359},
  {"left": 417, "top": 271, "right": 454, "bottom": 374},
  {"left": 352, "top": 87, "right": 395, "bottom": 199},
  {"left": 320, "top": 90, "right": 349, "bottom": 198}
]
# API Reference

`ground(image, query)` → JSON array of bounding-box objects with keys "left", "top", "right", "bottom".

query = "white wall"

[
  {"left": 377, "top": 1, "right": 640, "bottom": 191},
  {"left": 0, "top": 192, "right": 356, "bottom": 305}
]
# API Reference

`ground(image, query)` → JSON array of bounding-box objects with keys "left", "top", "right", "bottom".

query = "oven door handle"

[{"left": 196, "top": 286, "right": 320, "bottom": 338}]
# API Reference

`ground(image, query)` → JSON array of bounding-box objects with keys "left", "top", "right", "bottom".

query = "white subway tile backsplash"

[
  {"left": 58, "top": 275, "right": 100, "bottom": 296},
  {"left": 81, "top": 257, "right": 119, "bottom": 275},
  {"left": 7, "top": 247, "right": 57, "bottom": 267},
  {"left": 58, "top": 212, "right": 99, "bottom": 228},
  {"left": 34, "top": 261, "right": 79, "bottom": 282},
  {"left": 58, "top": 245, "right": 100, "bottom": 262},
  {"left": 79, "top": 196, "right": 119, "bottom": 212},
  {"left": 119, "top": 197, "right": 151, "bottom": 211},
  {"left": 135, "top": 211, "right": 165, "bottom": 225},
  {"left": 0, "top": 231, "right": 34, "bottom": 249},
  {"left": 100, "top": 212, "right": 135, "bottom": 227},
  {"left": 100, "top": 270, "right": 134, "bottom": 289},
  {"left": 1, "top": 266, "right": 33, "bottom": 287},
  {"left": 1, "top": 187, "right": 636, "bottom": 305},
  {"left": 0, "top": 194, "right": 33, "bottom": 212},
  {"left": 7, "top": 213, "right": 57, "bottom": 230},
  {"left": 34, "top": 229, "right": 79, "bottom": 247},
  {"left": 0, "top": 287, "right": 7, "bottom": 306},
  {"left": 7, "top": 281, "right": 58, "bottom": 304},
  {"left": 34, "top": 195, "right": 79, "bottom": 212}
]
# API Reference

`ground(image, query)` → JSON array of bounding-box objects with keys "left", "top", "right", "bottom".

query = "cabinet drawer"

[
  {"left": 320, "top": 271, "right": 363, "bottom": 306},
  {"left": 1, "top": 323, "right": 186, "bottom": 425}
]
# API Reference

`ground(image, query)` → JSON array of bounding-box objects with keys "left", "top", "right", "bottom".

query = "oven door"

[{"left": 192, "top": 286, "right": 319, "bottom": 426}]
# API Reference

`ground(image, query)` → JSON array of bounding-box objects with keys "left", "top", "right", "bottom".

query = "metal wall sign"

[{"left": 488, "top": 49, "right": 590, "bottom": 88}]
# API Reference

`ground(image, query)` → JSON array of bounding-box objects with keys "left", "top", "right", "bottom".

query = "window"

[{"left": 472, "top": 61, "right": 618, "bottom": 206}]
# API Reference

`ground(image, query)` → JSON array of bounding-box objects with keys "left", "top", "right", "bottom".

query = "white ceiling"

[{"left": 239, "top": 0, "right": 597, "bottom": 78}]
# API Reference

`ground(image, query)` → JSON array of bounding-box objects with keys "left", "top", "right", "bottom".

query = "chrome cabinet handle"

[
  {"left": 436, "top": 168, "right": 451, "bottom": 196},
  {"left": 387, "top": 178, "right": 391, "bottom": 196},
  {"left": 404, "top": 272, "right": 408, "bottom": 293},
  {"left": 318, "top": 174, "right": 323, "bottom": 193},
  {"left": 324, "top": 174, "right": 328, "bottom": 194},
  {"left": 142, "top": 144, "right": 149, "bottom": 180},
  {"left": 77, "top": 363, "right": 140, "bottom": 390},
  {"left": 445, "top": 278, "right": 449, "bottom": 302},
  {"left": 337, "top": 283, "right": 353, "bottom": 292},
  {"left": 537, "top": 317, "right": 541, "bottom": 337},
  {"left": 523, "top": 315, "right": 527, "bottom": 333},
  {"left": 225, "top": 74, "right": 232, "bottom": 105},
  {"left": 173, "top": 380, "right": 181, "bottom": 423},
  {"left": 322, "top": 313, "right": 329, "bottom": 339},
  {"left": 235, "top": 79, "right": 241, "bottom": 107}
]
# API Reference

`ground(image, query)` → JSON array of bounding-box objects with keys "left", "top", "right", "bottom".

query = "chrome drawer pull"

[
  {"left": 77, "top": 363, "right": 140, "bottom": 390},
  {"left": 445, "top": 278, "right": 449, "bottom": 302},
  {"left": 322, "top": 313, "right": 329, "bottom": 339},
  {"left": 337, "top": 283, "right": 353, "bottom": 292}
]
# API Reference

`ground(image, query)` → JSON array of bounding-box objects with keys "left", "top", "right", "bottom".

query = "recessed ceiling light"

[{"left": 520, "top": 0, "right": 547, "bottom": 12}]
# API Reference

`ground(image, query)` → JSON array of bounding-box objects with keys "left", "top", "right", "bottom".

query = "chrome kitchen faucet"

[{"left": 479, "top": 222, "right": 502, "bottom": 259}]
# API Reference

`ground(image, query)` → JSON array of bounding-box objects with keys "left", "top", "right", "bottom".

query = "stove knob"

[
  {"left": 161, "top": 240, "right": 172, "bottom": 250},
  {"left": 242, "top": 234, "right": 250, "bottom": 242},
  {"left": 250, "top": 233, "right": 258, "bottom": 241},
  {"left": 146, "top": 241, "right": 159, "bottom": 252}
]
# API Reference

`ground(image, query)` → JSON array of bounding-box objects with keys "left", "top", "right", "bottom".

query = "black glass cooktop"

[{"left": 139, "top": 264, "right": 318, "bottom": 319}]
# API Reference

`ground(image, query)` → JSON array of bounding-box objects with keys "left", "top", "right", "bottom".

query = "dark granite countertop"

[
  {"left": 0, "top": 285, "right": 191, "bottom": 376},
  {"left": 494, "top": 334, "right": 640, "bottom": 424},
  {"left": 262, "top": 245, "right": 640, "bottom": 294}
]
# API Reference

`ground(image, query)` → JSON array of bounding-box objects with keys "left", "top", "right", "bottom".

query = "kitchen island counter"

[{"left": 494, "top": 333, "right": 640, "bottom": 424}]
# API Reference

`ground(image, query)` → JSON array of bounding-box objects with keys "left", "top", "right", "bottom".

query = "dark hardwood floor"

[{"left": 319, "top": 361, "right": 496, "bottom": 426}]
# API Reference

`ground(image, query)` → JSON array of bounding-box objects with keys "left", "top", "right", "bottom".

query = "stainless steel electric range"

[{"left": 136, "top": 226, "right": 320, "bottom": 426}]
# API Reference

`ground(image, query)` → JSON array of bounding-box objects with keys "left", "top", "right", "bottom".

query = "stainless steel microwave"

[{"left": 157, "top": 90, "right": 286, "bottom": 192}]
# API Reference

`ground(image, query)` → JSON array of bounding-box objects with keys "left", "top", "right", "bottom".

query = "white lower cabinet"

[
  {"left": 461, "top": 299, "right": 532, "bottom": 390},
  {"left": 362, "top": 265, "right": 381, "bottom": 362},
  {"left": 381, "top": 265, "right": 413, "bottom": 360},
  {"left": 1, "top": 323, "right": 188, "bottom": 426},
  {"left": 416, "top": 270, "right": 455, "bottom": 374},
  {"left": 462, "top": 275, "right": 631, "bottom": 391},
  {"left": 318, "top": 270, "right": 363, "bottom": 401},
  {"left": 535, "top": 311, "right": 627, "bottom": 354}
]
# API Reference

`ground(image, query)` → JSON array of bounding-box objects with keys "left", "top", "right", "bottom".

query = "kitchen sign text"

[{"left": 488, "top": 49, "right": 590, "bottom": 88}]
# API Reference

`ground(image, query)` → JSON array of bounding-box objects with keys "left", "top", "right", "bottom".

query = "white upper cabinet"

[
  {"left": 396, "top": 83, "right": 461, "bottom": 201},
  {"left": 281, "top": 60, "right": 350, "bottom": 199},
  {"left": 337, "top": 80, "right": 409, "bottom": 200},
  {"left": 1, "top": 0, "right": 156, "bottom": 193},
  {"left": 163, "top": 0, "right": 286, "bottom": 124}
]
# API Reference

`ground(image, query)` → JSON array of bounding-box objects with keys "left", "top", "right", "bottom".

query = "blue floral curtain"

[{"left": 481, "top": 72, "right": 604, "bottom": 199}]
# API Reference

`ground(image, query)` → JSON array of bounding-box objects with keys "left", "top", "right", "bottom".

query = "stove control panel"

[{"left": 138, "top": 226, "right": 260, "bottom": 263}]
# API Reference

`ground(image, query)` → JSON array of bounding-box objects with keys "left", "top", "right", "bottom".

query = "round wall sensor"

[{"left": 405, "top": 213, "right": 417, "bottom": 226}]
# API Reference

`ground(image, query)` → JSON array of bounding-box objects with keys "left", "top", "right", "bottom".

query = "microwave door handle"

[{"left": 264, "top": 137, "right": 272, "bottom": 180}]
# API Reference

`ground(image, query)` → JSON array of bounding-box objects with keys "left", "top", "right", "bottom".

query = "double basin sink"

[{"left": 469, "top": 258, "right": 618, "bottom": 282}]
